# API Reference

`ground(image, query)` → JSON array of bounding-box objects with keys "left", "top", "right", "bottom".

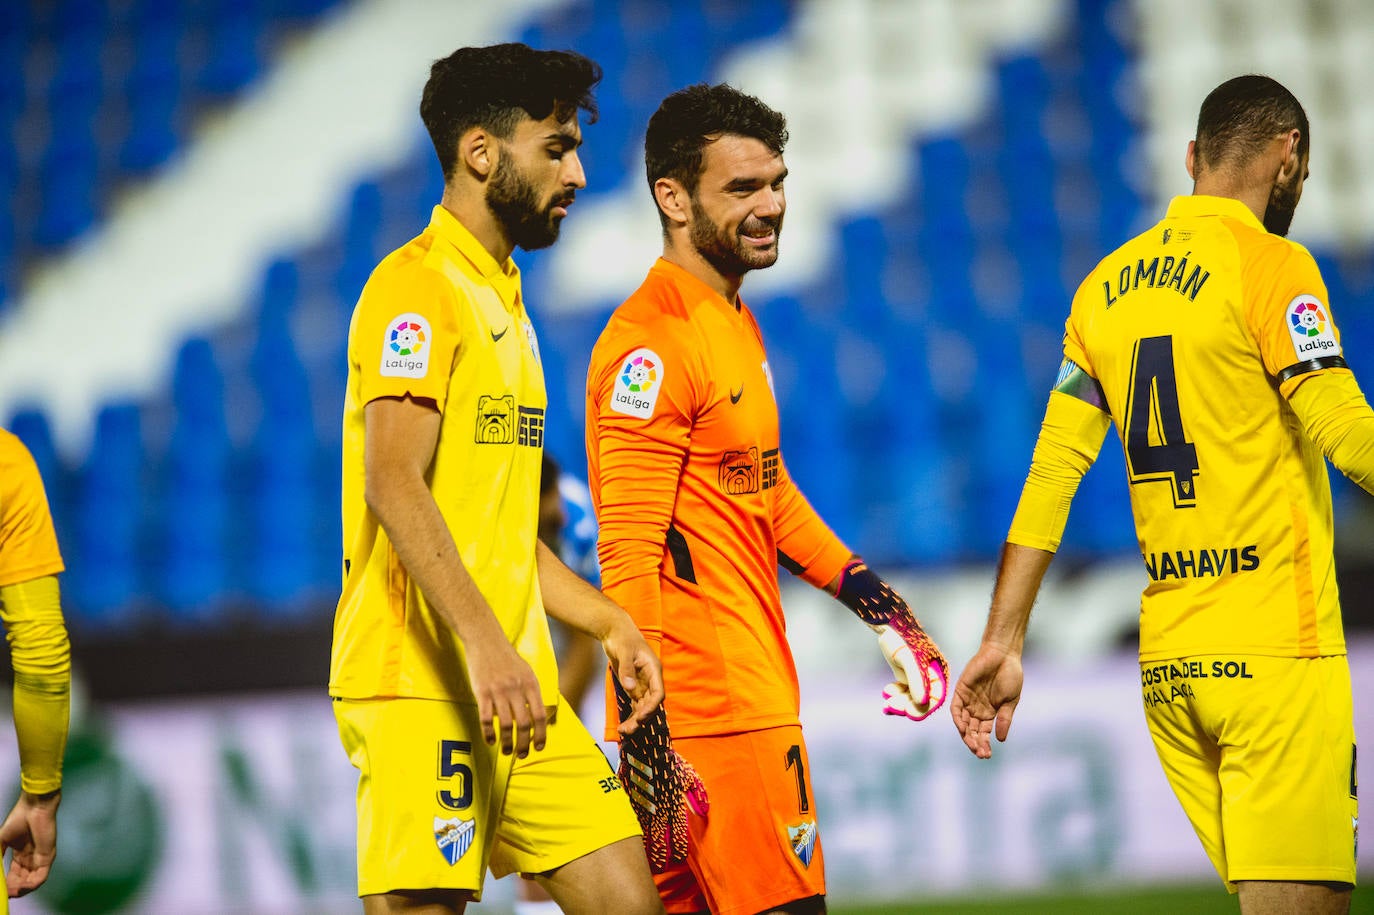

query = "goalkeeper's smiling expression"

[{"left": 685, "top": 133, "right": 787, "bottom": 277}]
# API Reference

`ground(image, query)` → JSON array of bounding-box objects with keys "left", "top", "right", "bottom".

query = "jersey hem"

[
  {"left": 0, "top": 562, "right": 65, "bottom": 589},
  {"left": 602, "top": 712, "right": 801, "bottom": 743}
]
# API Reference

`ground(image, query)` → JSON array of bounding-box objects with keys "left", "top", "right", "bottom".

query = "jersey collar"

[
  {"left": 1165, "top": 194, "right": 1266, "bottom": 232},
  {"left": 651, "top": 257, "right": 747, "bottom": 319},
  {"left": 427, "top": 205, "right": 522, "bottom": 303}
]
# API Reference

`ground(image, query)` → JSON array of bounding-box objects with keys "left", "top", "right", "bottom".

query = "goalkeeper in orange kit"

[{"left": 586, "top": 83, "right": 948, "bottom": 915}]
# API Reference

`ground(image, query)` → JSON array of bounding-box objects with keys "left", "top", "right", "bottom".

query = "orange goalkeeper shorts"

[{"left": 656, "top": 725, "right": 825, "bottom": 915}]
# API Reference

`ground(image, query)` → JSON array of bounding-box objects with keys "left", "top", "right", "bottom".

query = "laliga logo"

[
  {"left": 390, "top": 320, "right": 426, "bottom": 355},
  {"left": 1289, "top": 299, "right": 1336, "bottom": 353},
  {"left": 620, "top": 355, "right": 657, "bottom": 393},
  {"left": 1289, "top": 300, "right": 1326, "bottom": 337}
]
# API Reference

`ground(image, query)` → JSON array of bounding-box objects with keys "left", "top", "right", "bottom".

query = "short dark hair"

[
  {"left": 644, "top": 83, "right": 788, "bottom": 221},
  {"left": 1194, "top": 74, "right": 1309, "bottom": 173},
  {"left": 420, "top": 43, "right": 601, "bottom": 181}
]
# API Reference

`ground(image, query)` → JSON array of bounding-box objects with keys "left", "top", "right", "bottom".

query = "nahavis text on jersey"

[{"left": 1143, "top": 544, "right": 1258, "bottom": 581}]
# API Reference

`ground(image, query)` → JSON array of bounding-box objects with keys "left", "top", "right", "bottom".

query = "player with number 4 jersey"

[{"left": 953, "top": 75, "right": 1372, "bottom": 915}]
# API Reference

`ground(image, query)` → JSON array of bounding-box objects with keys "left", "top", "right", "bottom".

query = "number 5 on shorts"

[{"left": 438, "top": 739, "right": 473, "bottom": 811}]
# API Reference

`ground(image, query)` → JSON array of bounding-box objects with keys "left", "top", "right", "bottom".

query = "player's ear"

[
  {"left": 1185, "top": 139, "right": 1198, "bottom": 181},
  {"left": 654, "top": 177, "right": 690, "bottom": 229},
  {"left": 460, "top": 127, "right": 496, "bottom": 180},
  {"left": 1276, "top": 128, "right": 1302, "bottom": 183}
]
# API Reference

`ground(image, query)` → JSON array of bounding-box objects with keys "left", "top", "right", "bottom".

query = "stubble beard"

[
  {"left": 688, "top": 204, "right": 781, "bottom": 278},
  {"left": 1263, "top": 171, "right": 1300, "bottom": 237},
  {"left": 487, "top": 154, "right": 565, "bottom": 251}
]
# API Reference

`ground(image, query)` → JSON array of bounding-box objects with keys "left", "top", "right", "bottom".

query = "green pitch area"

[{"left": 830, "top": 880, "right": 1374, "bottom": 915}]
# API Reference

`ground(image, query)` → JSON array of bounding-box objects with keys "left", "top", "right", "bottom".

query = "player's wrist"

[{"left": 19, "top": 787, "right": 60, "bottom": 806}]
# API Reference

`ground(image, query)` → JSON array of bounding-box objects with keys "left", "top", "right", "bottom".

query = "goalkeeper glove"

[
  {"left": 614, "top": 682, "right": 709, "bottom": 872},
  {"left": 835, "top": 559, "right": 948, "bottom": 720}
]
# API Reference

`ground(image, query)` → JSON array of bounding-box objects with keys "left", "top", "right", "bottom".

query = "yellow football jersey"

[
  {"left": 0, "top": 429, "right": 64, "bottom": 588},
  {"left": 330, "top": 206, "right": 557, "bottom": 704},
  {"left": 1064, "top": 195, "right": 1347, "bottom": 661}
]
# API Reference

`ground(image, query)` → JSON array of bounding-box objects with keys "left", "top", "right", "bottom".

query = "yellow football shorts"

[
  {"left": 1140, "top": 653, "right": 1357, "bottom": 889},
  {"left": 334, "top": 694, "right": 641, "bottom": 899}
]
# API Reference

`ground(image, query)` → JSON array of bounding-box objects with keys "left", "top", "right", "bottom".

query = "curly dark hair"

[
  {"left": 420, "top": 43, "right": 601, "bottom": 181},
  {"left": 644, "top": 83, "right": 788, "bottom": 225},
  {"left": 1194, "top": 74, "right": 1308, "bottom": 173}
]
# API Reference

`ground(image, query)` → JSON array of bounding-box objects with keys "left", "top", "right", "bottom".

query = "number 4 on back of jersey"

[{"left": 1124, "top": 335, "right": 1199, "bottom": 508}]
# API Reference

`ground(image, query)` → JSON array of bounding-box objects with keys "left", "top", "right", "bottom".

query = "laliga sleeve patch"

[
  {"left": 380, "top": 313, "right": 432, "bottom": 379},
  {"left": 610, "top": 347, "right": 663, "bottom": 419},
  {"left": 1286, "top": 295, "right": 1341, "bottom": 361}
]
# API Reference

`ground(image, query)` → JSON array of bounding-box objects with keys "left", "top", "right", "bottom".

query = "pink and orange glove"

[
  {"left": 836, "top": 559, "right": 949, "bottom": 720},
  {"left": 614, "top": 682, "right": 709, "bottom": 872}
]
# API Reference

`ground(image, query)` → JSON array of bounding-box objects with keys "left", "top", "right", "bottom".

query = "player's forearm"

[
  {"left": 773, "top": 475, "right": 852, "bottom": 589},
  {"left": 537, "top": 540, "right": 629, "bottom": 640},
  {"left": 0, "top": 578, "right": 70, "bottom": 794},
  {"left": 365, "top": 469, "right": 507, "bottom": 649},
  {"left": 1006, "top": 391, "right": 1111, "bottom": 550},
  {"left": 982, "top": 543, "right": 1055, "bottom": 655}
]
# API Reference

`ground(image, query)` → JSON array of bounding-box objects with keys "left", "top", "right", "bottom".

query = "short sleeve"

[
  {"left": 1244, "top": 243, "right": 1343, "bottom": 383},
  {"left": 352, "top": 265, "right": 463, "bottom": 411},
  {"left": 0, "top": 435, "right": 64, "bottom": 588}
]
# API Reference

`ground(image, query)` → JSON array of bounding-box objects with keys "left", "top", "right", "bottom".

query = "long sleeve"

[
  {"left": 0, "top": 576, "right": 70, "bottom": 794},
  {"left": 772, "top": 456, "right": 852, "bottom": 589}
]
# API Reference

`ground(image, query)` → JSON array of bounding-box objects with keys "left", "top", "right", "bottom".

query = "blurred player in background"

[
  {"left": 516, "top": 452, "right": 610, "bottom": 915},
  {"left": 536, "top": 452, "right": 607, "bottom": 718},
  {"left": 952, "top": 75, "right": 1371, "bottom": 914},
  {"left": 586, "top": 83, "right": 949, "bottom": 915},
  {"left": 0, "top": 429, "right": 71, "bottom": 909},
  {"left": 329, "top": 43, "right": 665, "bottom": 915}
]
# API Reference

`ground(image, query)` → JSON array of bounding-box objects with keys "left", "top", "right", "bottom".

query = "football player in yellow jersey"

[
  {"left": 952, "top": 75, "right": 1372, "bottom": 914},
  {"left": 0, "top": 430, "right": 71, "bottom": 911},
  {"left": 329, "top": 44, "right": 663, "bottom": 915}
]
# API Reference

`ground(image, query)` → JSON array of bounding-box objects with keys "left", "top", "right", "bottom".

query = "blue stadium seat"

[
  {"left": 6, "top": 409, "right": 67, "bottom": 544},
  {"left": 34, "top": 135, "right": 100, "bottom": 249},
  {"left": 157, "top": 337, "right": 232, "bottom": 619},
  {"left": 71, "top": 402, "right": 145, "bottom": 624},
  {"left": 242, "top": 257, "right": 319, "bottom": 611},
  {"left": 196, "top": 0, "right": 265, "bottom": 100}
]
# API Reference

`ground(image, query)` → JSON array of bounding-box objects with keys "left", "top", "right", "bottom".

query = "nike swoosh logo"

[
  {"left": 730, "top": 385, "right": 744, "bottom": 404},
  {"left": 491, "top": 326, "right": 509, "bottom": 342}
]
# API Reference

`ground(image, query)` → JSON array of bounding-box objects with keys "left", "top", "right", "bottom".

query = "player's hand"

[
  {"left": 464, "top": 630, "right": 547, "bottom": 757},
  {"left": 599, "top": 617, "right": 665, "bottom": 738},
  {"left": 950, "top": 643, "right": 1023, "bottom": 759},
  {"left": 875, "top": 620, "right": 948, "bottom": 720},
  {"left": 0, "top": 790, "right": 60, "bottom": 897},
  {"left": 614, "top": 683, "right": 708, "bottom": 873},
  {"left": 835, "top": 559, "right": 949, "bottom": 721}
]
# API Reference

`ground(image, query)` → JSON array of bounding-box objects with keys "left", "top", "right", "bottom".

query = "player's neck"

[
  {"left": 440, "top": 187, "right": 514, "bottom": 264},
  {"left": 661, "top": 240, "right": 744, "bottom": 310},
  {"left": 1190, "top": 159, "right": 1278, "bottom": 229}
]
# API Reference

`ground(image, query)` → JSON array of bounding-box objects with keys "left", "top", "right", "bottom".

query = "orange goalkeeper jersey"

[{"left": 587, "top": 258, "right": 852, "bottom": 738}]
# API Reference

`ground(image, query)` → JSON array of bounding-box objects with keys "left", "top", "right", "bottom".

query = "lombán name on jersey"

[
  {"left": 1143, "top": 544, "right": 1258, "bottom": 581},
  {"left": 1103, "top": 254, "right": 1210, "bottom": 308}
]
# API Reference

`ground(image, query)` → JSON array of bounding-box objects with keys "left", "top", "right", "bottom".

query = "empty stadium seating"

[{"left": 3, "top": 0, "right": 1372, "bottom": 628}]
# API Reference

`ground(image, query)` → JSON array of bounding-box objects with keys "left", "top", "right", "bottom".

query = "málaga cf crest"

[
  {"left": 787, "top": 819, "right": 818, "bottom": 868},
  {"left": 434, "top": 816, "right": 476, "bottom": 866}
]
